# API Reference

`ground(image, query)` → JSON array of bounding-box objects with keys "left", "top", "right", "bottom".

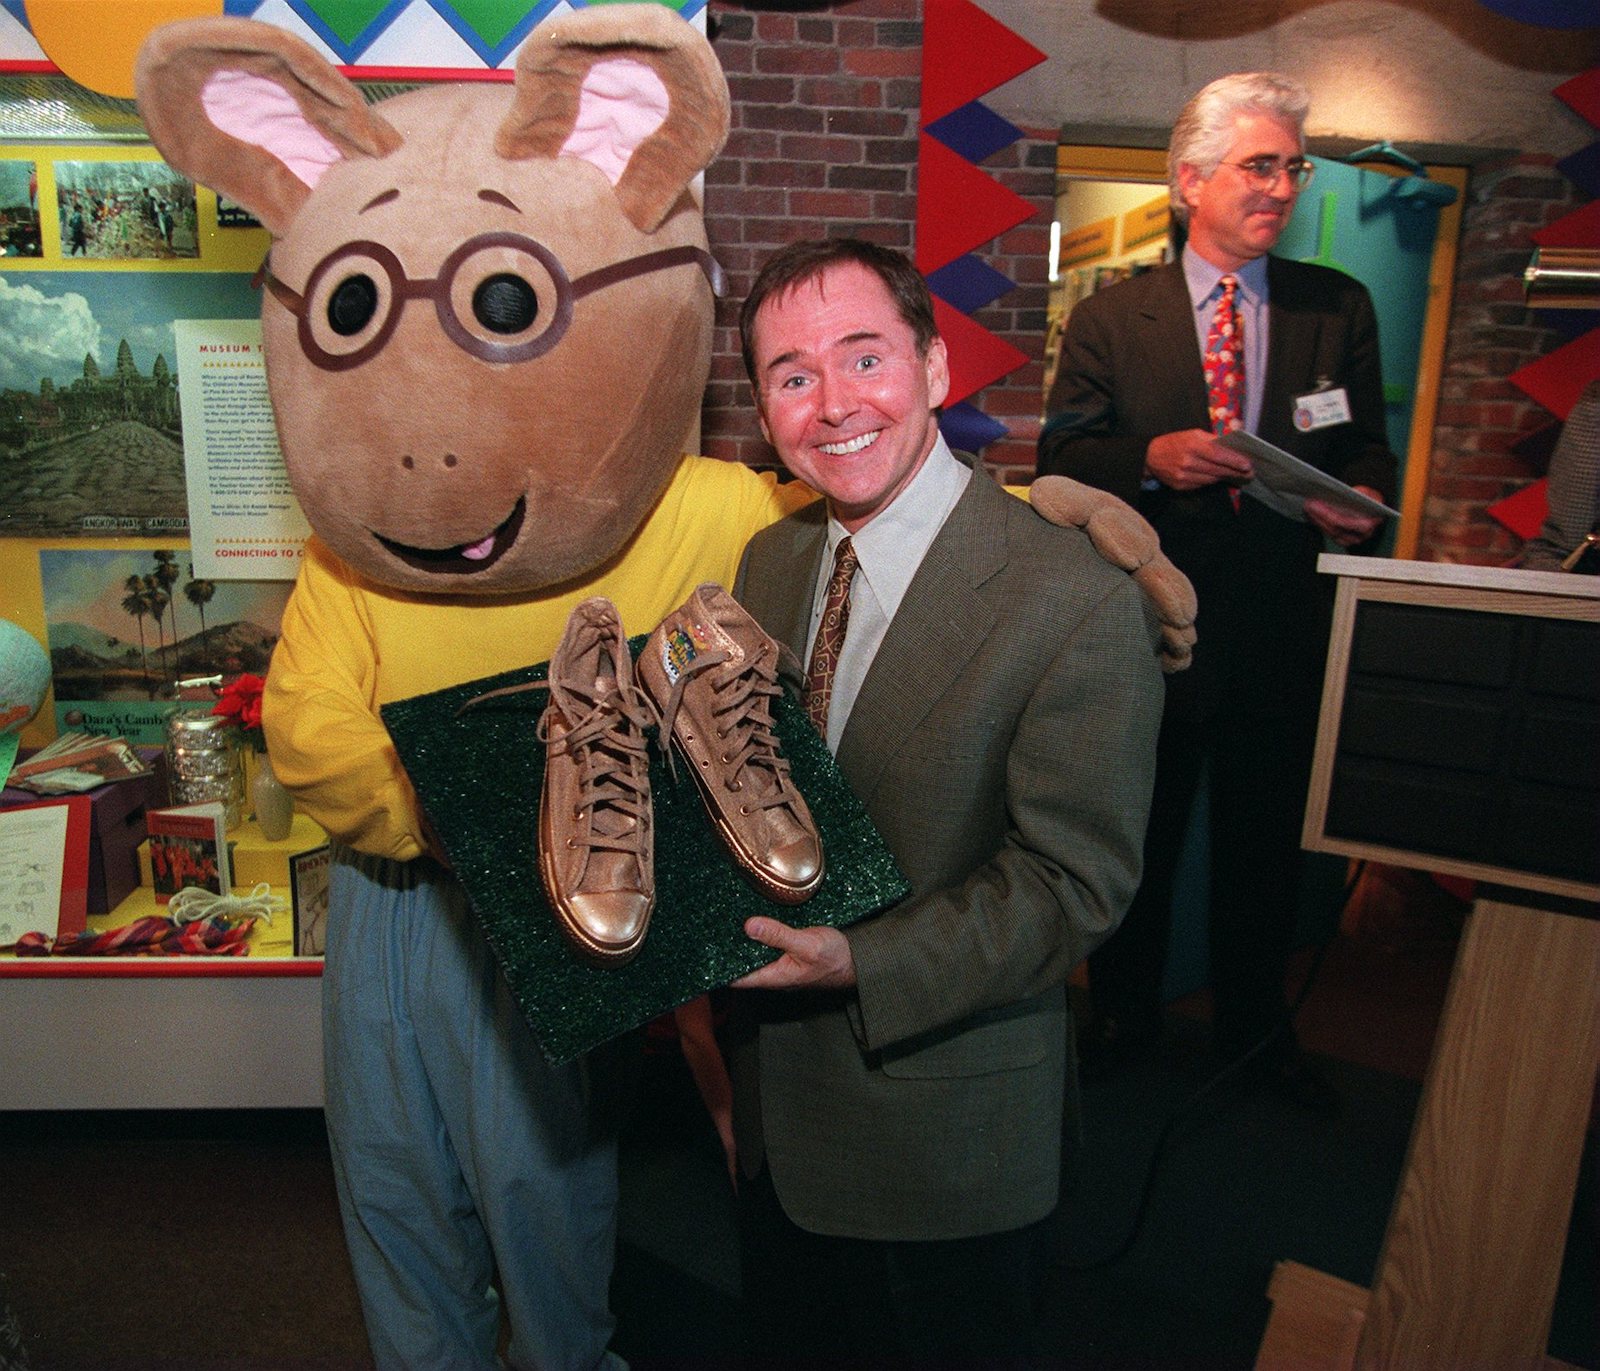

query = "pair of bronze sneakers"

[{"left": 530, "top": 586, "right": 823, "bottom": 966}]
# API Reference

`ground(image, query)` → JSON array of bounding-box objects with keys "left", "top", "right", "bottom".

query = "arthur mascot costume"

[{"left": 136, "top": 9, "right": 1194, "bottom": 1365}]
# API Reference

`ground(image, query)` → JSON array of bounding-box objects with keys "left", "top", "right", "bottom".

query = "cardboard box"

[{"left": 3, "top": 747, "right": 168, "bottom": 915}]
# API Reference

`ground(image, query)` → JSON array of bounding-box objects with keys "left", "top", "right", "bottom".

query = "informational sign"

[
  {"left": 1057, "top": 216, "right": 1114, "bottom": 268},
  {"left": 1122, "top": 194, "right": 1171, "bottom": 250},
  {"left": 174, "top": 319, "right": 308, "bottom": 580}
]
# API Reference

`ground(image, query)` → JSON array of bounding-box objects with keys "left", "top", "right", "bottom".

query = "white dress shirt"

[{"left": 805, "top": 434, "right": 971, "bottom": 754}]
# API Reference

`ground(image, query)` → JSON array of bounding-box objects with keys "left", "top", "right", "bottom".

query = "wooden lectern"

[{"left": 1256, "top": 556, "right": 1599, "bottom": 1371}]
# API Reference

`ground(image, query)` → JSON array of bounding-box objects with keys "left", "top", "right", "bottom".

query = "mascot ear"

[
  {"left": 497, "top": 5, "right": 730, "bottom": 233},
  {"left": 135, "top": 18, "right": 402, "bottom": 237}
]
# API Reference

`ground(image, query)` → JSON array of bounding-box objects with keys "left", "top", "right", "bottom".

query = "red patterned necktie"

[
  {"left": 804, "top": 536, "right": 858, "bottom": 735},
  {"left": 1204, "top": 273, "right": 1244, "bottom": 511}
]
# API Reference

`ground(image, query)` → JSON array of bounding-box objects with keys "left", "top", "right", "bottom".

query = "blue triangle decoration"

[
  {"left": 1555, "top": 141, "right": 1600, "bottom": 201},
  {"left": 16, "top": 0, "right": 707, "bottom": 73},
  {"left": 278, "top": 0, "right": 412, "bottom": 63},
  {"left": 924, "top": 100, "right": 1025, "bottom": 165},
  {"left": 1475, "top": 0, "right": 1600, "bottom": 26},
  {"left": 428, "top": 0, "right": 567, "bottom": 68},
  {"left": 1532, "top": 307, "right": 1600, "bottom": 342},
  {"left": 1510, "top": 420, "right": 1561, "bottom": 467},
  {"left": 926, "top": 254, "right": 1016, "bottom": 315},
  {"left": 218, "top": 0, "right": 711, "bottom": 64},
  {"left": 939, "top": 401, "right": 1009, "bottom": 454}
]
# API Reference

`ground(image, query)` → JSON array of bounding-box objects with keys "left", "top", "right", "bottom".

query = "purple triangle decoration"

[
  {"left": 927, "top": 255, "right": 1016, "bottom": 315},
  {"left": 925, "top": 101, "right": 1025, "bottom": 165},
  {"left": 939, "top": 401, "right": 1009, "bottom": 454}
]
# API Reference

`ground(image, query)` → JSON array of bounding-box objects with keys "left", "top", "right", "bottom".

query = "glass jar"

[{"left": 163, "top": 709, "right": 243, "bottom": 829}]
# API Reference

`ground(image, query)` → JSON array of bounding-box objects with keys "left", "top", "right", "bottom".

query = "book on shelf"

[
  {"left": 6, "top": 732, "right": 152, "bottom": 795},
  {"left": 147, "top": 802, "right": 232, "bottom": 903}
]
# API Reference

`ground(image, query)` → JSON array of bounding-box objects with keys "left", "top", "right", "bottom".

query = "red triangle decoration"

[
  {"left": 915, "top": 0, "right": 1046, "bottom": 436},
  {"left": 1486, "top": 476, "right": 1549, "bottom": 539},
  {"left": 1531, "top": 197, "right": 1600, "bottom": 248},
  {"left": 1555, "top": 68, "right": 1600, "bottom": 128},
  {"left": 1508, "top": 326, "right": 1600, "bottom": 419},
  {"left": 1507, "top": 61, "right": 1600, "bottom": 539},
  {"left": 921, "top": 0, "right": 1046, "bottom": 126},
  {"left": 915, "top": 134, "right": 1037, "bottom": 274},
  {"left": 934, "top": 297, "right": 1030, "bottom": 408}
]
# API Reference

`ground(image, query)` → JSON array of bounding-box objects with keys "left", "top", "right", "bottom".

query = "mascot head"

[{"left": 135, "top": 5, "right": 729, "bottom": 595}]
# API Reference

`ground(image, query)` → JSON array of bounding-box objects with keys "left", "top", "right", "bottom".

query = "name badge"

[{"left": 1293, "top": 387, "right": 1352, "bottom": 431}]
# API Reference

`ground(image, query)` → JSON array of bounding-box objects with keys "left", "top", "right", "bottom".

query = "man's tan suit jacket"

[{"left": 732, "top": 462, "right": 1163, "bottom": 1242}]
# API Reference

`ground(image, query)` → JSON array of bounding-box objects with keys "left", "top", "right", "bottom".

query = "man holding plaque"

[{"left": 1039, "top": 73, "right": 1398, "bottom": 1105}]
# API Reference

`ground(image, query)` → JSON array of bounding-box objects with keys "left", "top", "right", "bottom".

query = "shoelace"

[
  {"left": 458, "top": 649, "right": 658, "bottom": 865},
  {"left": 534, "top": 683, "right": 656, "bottom": 862},
  {"left": 654, "top": 638, "right": 797, "bottom": 815}
]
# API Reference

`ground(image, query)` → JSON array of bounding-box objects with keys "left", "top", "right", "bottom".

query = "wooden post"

[{"left": 1354, "top": 899, "right": 1600, "bottom": 1369}]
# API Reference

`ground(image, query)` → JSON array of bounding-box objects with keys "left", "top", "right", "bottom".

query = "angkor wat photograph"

[{"left": 0, "top": 270, "right": 261, "bottom": 536}]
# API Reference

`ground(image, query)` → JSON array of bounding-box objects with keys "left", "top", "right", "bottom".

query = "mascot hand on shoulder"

[{"left": 135, "top": 5, "right": 728, "bottom": 596}]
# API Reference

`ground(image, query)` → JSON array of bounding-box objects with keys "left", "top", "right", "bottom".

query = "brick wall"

[
  {"left": 700, "top": 0, "right": 1055, "bottom": 480},
  {"left": 1418, "top": 154, "right": 1589, "bottom": 565}
]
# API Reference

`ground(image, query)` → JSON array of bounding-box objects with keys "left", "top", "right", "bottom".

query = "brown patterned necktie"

[
  {"left": 1204, "top": 273, "right": 1244, "bottom": 512},
  {"left": 803, "top": 536, "right": 858, "bottom": 735}
]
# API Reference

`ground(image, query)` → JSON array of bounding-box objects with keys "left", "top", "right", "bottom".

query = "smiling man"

[
  {"left": 729, "top": 239, "right": 1164, "bottom": 1366},
  {"left": 1039, "top": 75, "right": 1399, "bottom": 1106}
]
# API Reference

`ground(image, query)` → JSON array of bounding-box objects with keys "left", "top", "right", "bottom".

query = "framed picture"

[
  {"left": 0, "top": 795, "right": 90, "bottom": 946},
  {"left": 290, "top": 843, "right": 330, "bottom": 957}
]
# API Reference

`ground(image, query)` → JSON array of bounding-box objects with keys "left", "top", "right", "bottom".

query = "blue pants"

[{"left": 322, "top": 847, "right": 627, "bottom": 1371}]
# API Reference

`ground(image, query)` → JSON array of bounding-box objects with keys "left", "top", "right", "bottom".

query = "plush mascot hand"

[{"left": 1028, "top": 475, "right": 1198, "bottom": 673}]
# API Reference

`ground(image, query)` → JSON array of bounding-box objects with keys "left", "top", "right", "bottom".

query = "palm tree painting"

[
  {"left": 184, "top": 566, "right": 217, "bottom": 671},
  {"left": 151, "top": 551, "right": 181, "bottom": 670},
  {"left": 120, "top": 574, "right": 153, "bottom": 693},
  {"left": 142, "top": 573, "right": 170, "bottom": 677},
  {"left": 40, "top": 549, "right": 294, "bottom": 745}
]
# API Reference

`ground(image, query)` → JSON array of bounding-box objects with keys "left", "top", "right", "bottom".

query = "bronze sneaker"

[
  {"left": 638, "top": 584, "right": 823, "bottom": 904},
  {"left": 460, "top": 597, "right": 656, "bottom": 966}
]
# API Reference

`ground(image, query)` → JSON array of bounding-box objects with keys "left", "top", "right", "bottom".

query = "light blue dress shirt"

[{"left": 1182, "top": 244, "right": 1270, "bottom": 437}]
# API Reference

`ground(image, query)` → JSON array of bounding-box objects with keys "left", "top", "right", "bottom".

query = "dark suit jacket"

[
  {"left": 732, "top": 463, "right": 1163, "bottom": 1242},
  {"left": 1039, "top": 256, "right": 1397, "bottom": 719}
]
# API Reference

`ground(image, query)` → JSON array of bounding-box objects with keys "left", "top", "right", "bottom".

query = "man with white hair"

[{"left": 1039, "top": 73, "right": 1398, "bottom": 1106}]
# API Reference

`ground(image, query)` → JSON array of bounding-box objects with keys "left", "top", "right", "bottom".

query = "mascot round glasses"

[{"left": 261, "top": 233, "right": 724, "bottom": 371}]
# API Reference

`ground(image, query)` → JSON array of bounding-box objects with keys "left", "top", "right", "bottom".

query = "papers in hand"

[{"left": 1220, "top": 431, "right": 1399, "bottom": 523}]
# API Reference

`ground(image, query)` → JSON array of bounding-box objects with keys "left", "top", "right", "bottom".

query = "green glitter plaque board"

[{"left": 382, "top": 643, "right": 910, "bottom": 1065}]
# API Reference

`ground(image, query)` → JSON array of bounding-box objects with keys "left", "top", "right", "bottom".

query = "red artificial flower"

[{"left": 213, "top": 672, "right": 266, "bottom": 735}]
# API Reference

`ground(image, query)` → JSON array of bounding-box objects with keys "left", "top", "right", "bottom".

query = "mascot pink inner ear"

[
  {"left": 201, "top": 69, "right": 346, "bottom": 190},
  {"left": 559, "top": 57, "right": 670, "bottom": 186}
]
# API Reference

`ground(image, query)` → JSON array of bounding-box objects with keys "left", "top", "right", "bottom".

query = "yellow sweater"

[{"left": 263, "top": 456, "right": 809, "bottom": 861}]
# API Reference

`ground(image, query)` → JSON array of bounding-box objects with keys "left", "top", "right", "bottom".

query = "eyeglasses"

[
  {"left": 257, "top": 232, "right": 725, "bottom": 373},
  {"left": 1220, "top": 156, "right": 1315, "bottom": 192}
]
